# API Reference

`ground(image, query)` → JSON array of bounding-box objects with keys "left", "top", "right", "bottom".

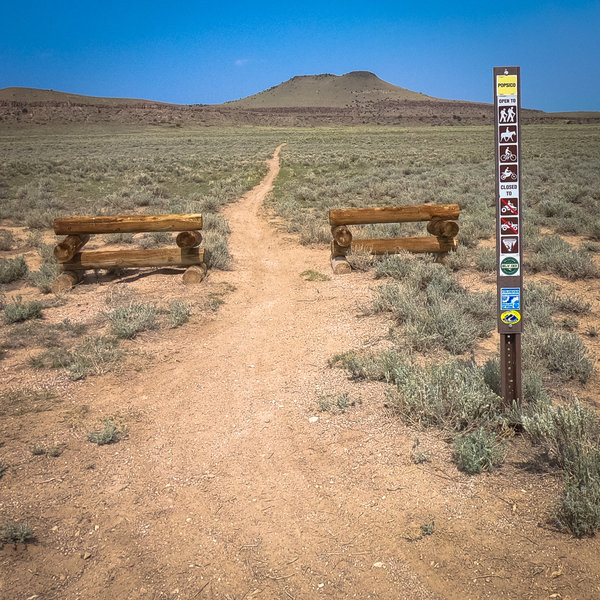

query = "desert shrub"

[
  {"left": 524, "top": 401, "right": 600, "bottom": 536},
  {"left": 138, "top": 231, "right": 173, "bottom": 249},
  {"left": 29, "top": 261, "right": 60, "bottom": 293},
  {"left": 31, "top": 335, "right": 121, "bottom": 380},
  {"left": 2, "top": 520, "right": 34, "bottom": 543},
  {"left": 556, "top": 465, "right": 600, "bottom": 537},
  {"left": 454, "top": 428, "right": 507, "bottom": 474},
  {"left": 346, "top": 249, "right": 374, "bottom": 272},
  {"left": 526, "top": 236, "right": 597, "bottom": 279},
  {"left": 3, "top": 297, "right": 43, "bottom": 324},
  {"left": 27, "top": 244, "right": 60, "bottom": 293},
  {"left": 87, "top": 420, "right": 120, "bottom": 445},
  {"left": 373, "top": 272, "right": 494, "bottom": 354},
  {"left": 525, "top": 326, "right": 593, "bottom": 383},
  {"left": 481, "top": 357, "right": 549, "bottom": 409},
  {"left": 301, "top": 269, "right": 330, "bottom": 282},
  {"left": 104, "top": 232, "right": 135, "bottom": 244},
  {"left": 329, "top": 349, "right": 412, "bottom": 383},
  {"left": 385, "top": 360, "right": 505, "bottom": 432},
  {"left": 0, "top": 229, "right": 15, "bottom": 251},
  {"left": 375, "top": 252, "right": 414, "bottom": 280},
  {"left": 299, "top": 221, "right": 332, "bottom": 245},
  {"left": 475, "top": 247, "right": 496, "bottom": 273},
  {"left": 0, "top": 255, "right": 28, "bottom": 283},
  {"left": 168, "top": 300, "right": 190, "bottom": 327},
  {"left": 25, "top": 210, "right": 55, "bottom": 229},
  {"left": 106, "top": 302, "right": 157, "bottom": 339},
  {"left": 523, "top": 401, "right": 600, "bottom": 471},
  {"left": 445, "top": 245, "right": 470, "bottom": 271},
  {"left": 0, "top": 462, "right": 6, "bottom": 478},
  {"left": 587, "top": 219, "right": 600, "bottom": 241},
  {"left": 203, "top": 231, "right": 231, "bottom": 270},
  {"left": 67, "top": 336, "right": 122, "bottom": 380},
  {"left": 202, "top": 213, "right": 230, "bottom": 235}
]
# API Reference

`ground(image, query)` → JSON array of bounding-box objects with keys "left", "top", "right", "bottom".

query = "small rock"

[
  {"left": 83, "top": 552, "right": 91, "bottom": 560},
  {"left": 308, "top": 416, "right": 319, "bottom": 423},
  {"left": 373, "top": 562, "right": 384, "bottom": 568}
]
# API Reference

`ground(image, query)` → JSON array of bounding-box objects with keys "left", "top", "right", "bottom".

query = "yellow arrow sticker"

[
  {"left": 497, "top": 75, "right": 518, "bottom": 96},
  {"left": 501, "top": 310, "right": 521, "bottom": 324}
]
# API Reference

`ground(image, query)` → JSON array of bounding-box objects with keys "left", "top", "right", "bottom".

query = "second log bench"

[{"left": 329, "top": 204, "right": 460, "bottom": 273}]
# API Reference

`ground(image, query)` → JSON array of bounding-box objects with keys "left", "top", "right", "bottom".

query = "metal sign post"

[{"left": 494, "top": 66, "right": 523, "bottom": 406}]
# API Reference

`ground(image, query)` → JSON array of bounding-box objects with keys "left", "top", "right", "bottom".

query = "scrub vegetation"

[{"left": 1, "top": 123, "right": 599, "bottom": 542}]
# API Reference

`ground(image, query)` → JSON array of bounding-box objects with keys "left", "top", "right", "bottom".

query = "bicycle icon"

[
  {"left": 500, "top": 148, "right": 517, "bottom": 162},
  {"left": 501, "top": 167, "right": 517, "bottom": 181}
]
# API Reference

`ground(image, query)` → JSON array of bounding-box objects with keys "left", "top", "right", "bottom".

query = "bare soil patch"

[{"left": 1, "top": 148, "right": 600, "bottom": 599}]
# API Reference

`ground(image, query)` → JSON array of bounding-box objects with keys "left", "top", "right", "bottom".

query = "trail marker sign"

[{"left": 494, "top": 66, "right": 523, "bottom": 405}]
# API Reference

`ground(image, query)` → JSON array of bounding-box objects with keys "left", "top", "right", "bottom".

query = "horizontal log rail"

[
  {"left": 59, "top": 247, "right": 205, "bottom": 271},
  {"left": 54, "top": 213, "right": 203, "bottom": 235},
  {"left": 352, "top": 236, "right": 458, "bottom": 255},
  {"left": 329, "top": 204, "right": 459, "bottom": 227}
]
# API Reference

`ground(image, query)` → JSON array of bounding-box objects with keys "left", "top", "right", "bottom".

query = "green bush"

[
  {"left": 2, "top": 520, "right": 34, "bottom": 543},
  {"left": 475, "top": 248, "right": 496, "bottom": 273},
  {"left": 524, "top": 401, "right": 600, "bottom": 537},
  {"left": 203, "top": 231, "right": 231, "bottom": 270},
  {"left": 3, "top": 297, "right": 43, "bottom": 324},
  {"left": 556, "top": 466, "right": 600, "bottom": 537},
  {"left": 87, "top": 420, "right": 120, "bottom": 445},
  {"left": 527, "top": 236, "right": 597, "bottom": 279},
  {"left": 106, "top": 302, "right": 157, "bottom": 339},
  {"left": 329, "top": 349, "right": 412, "bottom": 383},
  {"left": 0, "top": 229, "right": 15, "bottom": 251},
  {"left": 454, "top": 428, "right": 507, "bottom": 474},
  {"left": 0, "top": 256, "right": 28, "bottom": 284},
  {"left": 168, "top": 300, "right": 190, "bottom": 327},
  {"left": 525, "top": 326, "right": 593, "bottom": 383},
  {"left": 386, "top": 360, "right": 505, "bottom": 432}
]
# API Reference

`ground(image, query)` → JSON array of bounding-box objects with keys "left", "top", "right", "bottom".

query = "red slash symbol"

[
  {"left": 501, "top": 198, "right": 518, "bottom": 215},
  {"left": 500, "top": 217, "right": 519, "bottom": 234}
]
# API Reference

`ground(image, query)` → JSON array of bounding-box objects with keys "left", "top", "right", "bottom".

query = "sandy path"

[{"left": 47, "top": 145, "right": 438, "bottom": 599}]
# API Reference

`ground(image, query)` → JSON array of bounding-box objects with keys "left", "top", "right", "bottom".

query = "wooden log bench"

[
  {"left": 328, "top": 204, "right": 460, "bottom": 273},
  {"left": 51, "top": 213, "right": 206, "bottom": 291}
]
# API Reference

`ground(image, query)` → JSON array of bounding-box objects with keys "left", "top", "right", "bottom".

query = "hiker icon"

[{"left": 499, "top": 107, "right": 516, "bottom": 123}]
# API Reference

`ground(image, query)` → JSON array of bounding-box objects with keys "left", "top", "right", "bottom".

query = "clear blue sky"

[{"left": 1, "top": 1, "right": 599, "bottom": 112}]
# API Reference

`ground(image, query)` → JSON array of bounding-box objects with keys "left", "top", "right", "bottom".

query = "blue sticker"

[{"left": 501, "top": 287, "right": 521, "bottom": 311}]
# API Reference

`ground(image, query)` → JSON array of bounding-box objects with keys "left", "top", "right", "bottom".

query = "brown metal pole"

[{"left": 494, "top": 66, "right": 523, "bottom": 407}]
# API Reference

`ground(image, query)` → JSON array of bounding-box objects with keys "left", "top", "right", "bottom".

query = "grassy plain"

[{"left": 1, "top": 123, "right": 599, "bottom": 540}]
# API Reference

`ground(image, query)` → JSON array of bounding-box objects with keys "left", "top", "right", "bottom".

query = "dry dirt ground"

[{"left": 1, "top": 147, "right": 600, "bottom": 600}]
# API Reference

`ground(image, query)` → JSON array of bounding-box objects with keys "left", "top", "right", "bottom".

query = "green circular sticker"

[{"left": 500, "top": 257, "right": 519, "bottom": 275}]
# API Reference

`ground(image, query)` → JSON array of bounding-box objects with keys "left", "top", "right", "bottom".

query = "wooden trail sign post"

[{"left": 494, "top": 66, "right": 523, "bottom": 406}]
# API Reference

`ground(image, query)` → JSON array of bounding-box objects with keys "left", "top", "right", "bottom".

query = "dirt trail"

[{"left": 3, "top": 146, "right": 600, "bottom": 600}]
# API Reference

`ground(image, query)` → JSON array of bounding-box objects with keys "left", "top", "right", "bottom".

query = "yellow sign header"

[{"left": 497, "top": 75, "right": 518, "bottom": 96}]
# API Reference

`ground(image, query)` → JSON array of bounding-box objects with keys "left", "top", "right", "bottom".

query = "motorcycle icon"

[{"left": 501, "top": 167, "right": 517, "bottom": 181}]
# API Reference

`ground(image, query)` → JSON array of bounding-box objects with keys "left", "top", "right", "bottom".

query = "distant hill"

[
  {"left": 0, "top": 87, "right": 171, "bottom": 106},
  {"left": 0, "top": 76, "right": 597, "bottom": 127},
  {"left": 224, "top": 71, "right": 442, "bottom": 108}
]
